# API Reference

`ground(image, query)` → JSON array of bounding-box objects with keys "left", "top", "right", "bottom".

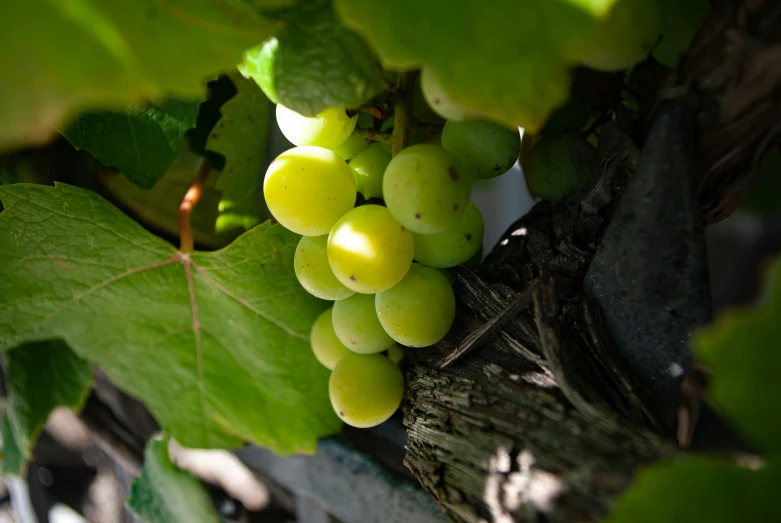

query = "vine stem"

[
  {"left": 391, "top": 71, "right": 416, "bottom": 156},
  {"left": 354, "top": 128, "right": 392, "bottom": 144},
  {"left": 179, "top": 159, "right": 211, "bottom": 253}
]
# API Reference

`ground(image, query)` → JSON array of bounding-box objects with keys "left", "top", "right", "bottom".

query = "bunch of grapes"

[{"left": 264, "top": 91, "right": 520, "bottom": 428}]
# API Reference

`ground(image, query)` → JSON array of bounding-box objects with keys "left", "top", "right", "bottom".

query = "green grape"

[
  {"left": 523, "top": 133, "right": 599, "bottom": 202},
  {"left": 412, "top": 74, "right": 445, "bottom": 124},
  {"left": 264, "top": 146, "right": 357, "bottom": 236},
  {"left": 413, "top": 201, "right": 484, "bottom": 268},
  {"left": 332, "top": 133, "right": 370, "bottom": 160},
  {"left": 294, "top": 235, "right": 355, "bottom": 300},
  {"left": 578, "top": 0, "right": 661, "bottom": 71},
  {"left": 310, "top": 308, "right": 352, "bottom": 370},
  {"left": 276, "top": 105, "right": 357, "bottom": 148},
  {"left": 383, "top": 144, "right": 470, "bottom": 234},
  {"left": 376, "top": 264, "right": 456, "bottom": 347},
  {"left": 327, "top": 205, "right": 414, "bottom": 294},
  {"left": 349, "top": 143, "right": 391, "bottom": 200},
  {"left": 332, "top": 293, "right": 394, "bottom": 354},
  {"left": 329, "top": 353, "right": 404, "bottom": 428},
  {"left": 540, "top": 92, "right": 591, "bottom": 136},
  {"left": 420, "top": 68, "right": 483, "bottom": 122},
  {"left": 387, "top": 344, "right": 406, "bottom": 365},
  {"left": 442, "top": 120, "right": 521, "bottom": 180}
]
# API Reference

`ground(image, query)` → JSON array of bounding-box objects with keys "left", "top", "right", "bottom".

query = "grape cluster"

[{"left": 265, "top": 92, "right": 520, "bottom": 428}]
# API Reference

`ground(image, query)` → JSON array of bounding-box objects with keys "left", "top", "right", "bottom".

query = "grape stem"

[
  {"left": 178, "top": 159, "right": 211, "bottom": 253},
  {"left": 391, "top": 71, "right": 416, "bottom": 156},
  {"left": 354, "top": 128, "right": 392, "bottom": 144}
]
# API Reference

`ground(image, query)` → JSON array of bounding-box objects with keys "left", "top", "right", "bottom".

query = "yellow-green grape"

[
  {"left": 333, "top": 133, "right": 370, "bottom": 160},
  {"left": 327, "top": 205, "right": 414, "bottom": 294},
  {"left": 349, "top": 143, "right": 391, "bottom": 200},
  {"left": 329, "top": 353, "right": 404, "bottom": 428},
  {"left": 383, "top": 144, "right": 470, "bottom": 234},
  {"left": 294, "top": 235, "right": 355, "bottom": 300},
  {"left": 376, "top": 264, "right": 456, "bottom": 347},
  {"left": 387, "top": 344, "right": 406, "bottom": 365},
  {"left": 442, "top": 120, "right": 521, "bottom": 179},
  {"left": 264, "top": 146, "right": 357, "bottom": 236},
  {"left": 276, "top": 105, "right": 357, "bottom": 148},
  {"left": 578, "top": 0, "right": 661, "bottom": 71},
  {"left": 310, "top": 308, "right": 352, "bottom": 370},
  {"left": 413, "top": 201, "right": 484, "bottom": 268},
  {"left": 332, "top": 293, "right": 394, "bottom": 354},
  {"left": 420, "top": 68, "right": 484, "bottom": 122}
]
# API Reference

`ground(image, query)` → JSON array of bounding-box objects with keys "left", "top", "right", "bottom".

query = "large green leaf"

[
  {"left": 206, "top": 75, "right": 271, "bottom": 233},
  {"left": 694, "top": 257, "right": 781, "bottom": 454},
  {"left": 607, "top": 457, "right": 781, "bottom": 523},
  {"left": 240, "top": 0, "right": 385, "bottom": 116},
  {"left": 128, "top": 437, "right": 219, "bottom": 523},
  {"left": 61, "top": 99, "right": 201, "bottom": 190},
  {"left": 0, "top": 183, "right": 339, "bottom": 454},
  {"left": 0, "top": 1, "right": 280, "bottom": 151},
  {"left": 334, "top": 0, "right": 620, "bottom": 130},
  {"left": 2, "top": 340, "right": 92, "bottom": 473}
]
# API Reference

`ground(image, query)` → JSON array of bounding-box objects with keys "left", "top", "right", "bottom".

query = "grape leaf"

[
  {"left": 240, "top": 0, "right": 385, "bottom": 116},
  {"left": 0, "top": 183, "right": 339, "bottom": 454},
  {"left": 738, "top": 146, "right": 781, "bottom": 219},
  {"left": 334, "top": 0, "right": 616, "bottom": 130},
  {"left": 694, "top": 256, "right": 781, "bottom": 454},
  {"left": 128, "top": 437, "right": 220, "bottom": 523},
  {"left": 0, "top": 1, "right": 279, "bottom": 151},
  {"left": 1, "top": 413, "right": 24, "bottom": 476},
  {"left": 206, "top": 75, "right": 271, "bottom": 233},
  {"left": 61, "top": 99, "right": 201, "bottom": 190},
  {"left": 653, "top": 0, "right": 710, "bottom": 67},
  {"left": 2, "top": 340, "right": 92, "bottom": 471},
  {"left": 607, "top": 457, "right": 781, "bottom": 523}
]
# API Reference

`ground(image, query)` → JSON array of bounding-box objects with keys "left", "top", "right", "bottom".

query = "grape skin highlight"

[
  {"left": 413, "top": 201, "right": 484, "bottom": 268},
  {"left": 329, "top": 353, "right": 404, "bottom": 428},
  {"left": 383, "top": 144, "right": 470, "bottom": 234},
  {"left": 295, "top": 235, "right": 355, "bottom": 300},
  {"left": 264, "top": 146, "right": 357, "bottom": 236},
  {"left": 332, "top": 293, "right": 395, "bottom": 354},
  {"left": 310, "top": 308, "right": 352, "bottom": 370},
  {"left": 442, "top": 120, "right": 520, "bottom": 179},
  {"left": 327, "top": 205, "right": 414, "bottom": 294},
  {"left": 276, "top": 105, "right": 357, "bottom": 149},
  {"left": 376, "top": 264, "right": 456, "bottom": 347}
]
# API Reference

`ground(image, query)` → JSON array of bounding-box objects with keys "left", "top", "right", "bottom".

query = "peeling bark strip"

[{"left": 402, "top": 1, "right": 781, "bottom": 521}]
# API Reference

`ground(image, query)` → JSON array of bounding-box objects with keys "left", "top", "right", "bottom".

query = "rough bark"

[{"left": 402, "top": 1, "right": 781, "bottom": 521}]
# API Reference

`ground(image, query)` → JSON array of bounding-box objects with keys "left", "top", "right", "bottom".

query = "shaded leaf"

[
  {"left": 128, "top": 437, "right": 219, "bottom": 523},
  {"left": 241, "top": 0, "right": 385, "bottom": 116},
  {"left": 738, "top": 146, "right": 781, "bottom": 220},
  {"left": 1, "top": 413, "right": 24, "bottom": 476},
  {"left": 0, "top": 183, "right": 339, "bottom": 454},
  {"left": 694, "top": 257, "right": 781, "bottom": 454},
  {"left": 607, "top": 457, "right": 781, "bottom": 523},
  {"left": 653, "top": 0, "right": 710, "bottom": 67},
  {"left": 2, "top": 341, "right": 92, "bottom": 463},
  {"left": 0, "top": 0, "right": 279, "bottom": 151},
  {"left": 61, "top": 99, "right": 201, "bottom": 190},
  {"left": 206, "top": 75, "right": 271, "bottom": 233}
]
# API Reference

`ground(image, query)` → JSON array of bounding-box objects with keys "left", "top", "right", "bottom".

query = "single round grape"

[
  {"left": 420, "top": 68, "right": 483, "bottom": 122},
  {"left": 578, "top": 0, "right": 660, "bottom": 71},
  {"left": 263, "top": 146, "right": 356, "bottom": 236},
  {"left": 332, "top": 133, "right": 370, "bottom": 160},
  {"left": 349, "top": 143, "right": 391, "bottom": 200},
  {"left": 310, "top": 308, "right": 352, "bottom": 370},
  {"left": 442, "top": 120, "right": 520, "bottom": 180},
  {"left": 413, "top": 201, "right": 484, "bottom": 268},
  {"left": 523, "top": 133, "right": 599, "bottom": 202},
  {"left": 276, "top": 105, "right": 357, "bottom": 149},
  {"left": 376, "top": 264, "right": 456, "bottom": 347},
  {"left": 383, "top": 144, "right": 470, "bottom": 234},
  {"left": 294, "top": 235, "right": 355, "bottom": 300},
  {"left": 327, "top": 205, "right": 414, "bottom": 294},
  {"left": 332, "top": 293, "right": 394, "bottom": 354},
  {"left": 329, "top": 353, "right": 404, "bottom": 428},
  {"left": 386, "top": 344, "right": 406, "bottom": 365}
]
